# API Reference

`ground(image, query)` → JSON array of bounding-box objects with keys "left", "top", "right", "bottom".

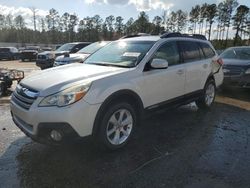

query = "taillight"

[{"left": 217, "top": 58, "right": 224, "bottom": 66}]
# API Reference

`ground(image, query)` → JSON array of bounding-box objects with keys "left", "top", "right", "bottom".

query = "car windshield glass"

[
  {"left": 78, "top": 42, "right": 109, "bottom": 54},
  {"left": 85, "top": 41, "right": 155, "bottom": 67},
  {"left": 56, "top": 43, "right": 75, "bottom": 52},
  {"left": 0, "top": 48, "right": 10, "bottom": 52},
  {"left": 220, "top": 48, "right": 250, "bottom": 60}
]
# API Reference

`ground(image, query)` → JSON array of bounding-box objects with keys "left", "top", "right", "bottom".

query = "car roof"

[
  {"left": 120, "top": 36, "right": 161, "bottom": 42},
  {"left": 120, "top": 35, "right": 210, "bottom": 43},
  {"left": 0, "top": 47, "right": 12, "bottom": 49},
  {"left": 227, "top": 46, "right": 250, "bottom": 50},
  {"left": 67, "top": 42, "right": 91, "bottom": 45}
]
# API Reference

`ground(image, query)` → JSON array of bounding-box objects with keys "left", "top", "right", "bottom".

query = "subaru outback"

[{"left": 10, "top": 33, "right": 224, "bottom": 150}]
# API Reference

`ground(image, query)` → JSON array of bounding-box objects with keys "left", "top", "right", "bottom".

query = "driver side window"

[{"left": 154, "top": 41, "right": 180, "bottom": 66}]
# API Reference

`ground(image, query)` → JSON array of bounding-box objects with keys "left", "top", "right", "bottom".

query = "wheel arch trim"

[{"left": 92, "top": 89, "right": 144, "bottom": 136}]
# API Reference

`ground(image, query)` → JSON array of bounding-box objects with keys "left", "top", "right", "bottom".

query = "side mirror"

[{"left": 150, "top": 58, "right": 168, "bottom": 69}]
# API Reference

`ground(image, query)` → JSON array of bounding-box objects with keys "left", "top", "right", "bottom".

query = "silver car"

[{"left": 54, "top": 41, "right": 110, "bottom": 67}]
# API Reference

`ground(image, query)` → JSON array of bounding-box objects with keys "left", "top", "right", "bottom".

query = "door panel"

[
  {"left": 178, "top": 41, "right": 209, "bottom": 94},
  {"left": 185, "top": 60, "right": 208, "bottom": 93},
  {"left": 140, "top": 64, "right": 186, "bottom": 108},
  {"left": 138, "top": 41, "right": 186, "bottom": 108}
]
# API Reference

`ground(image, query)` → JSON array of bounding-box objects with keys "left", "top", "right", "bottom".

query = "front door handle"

[{"left": 177, "top": 69, "right": 184, "bottom": 75}]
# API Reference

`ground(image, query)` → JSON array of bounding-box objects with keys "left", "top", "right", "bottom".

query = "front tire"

[
  {"left": 98, "top": 102, "right": 137, "bottom": 150},
  {"left": 196, "top": 79, "right": 216, "bottom": 109}
]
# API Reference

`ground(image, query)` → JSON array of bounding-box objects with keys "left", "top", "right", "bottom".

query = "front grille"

[
  {"left": 223, "top": 66, "right": 244, "bottom": 76},
  {"left": 37, "top": 55, "right": 46, "bottom": 60},
  {"left": 11, "top": 85, "right": 38, "bottom": 110}
]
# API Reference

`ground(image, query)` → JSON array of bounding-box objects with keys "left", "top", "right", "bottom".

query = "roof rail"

[
  {"left": 120, "top": 33, "right": 151, "bottom": 39},
  {"left": 160, "top": 32, "right": 182, "bottom": 38},
  {"left": 160, "top": 32, "right": 207, "bottom": 40}
]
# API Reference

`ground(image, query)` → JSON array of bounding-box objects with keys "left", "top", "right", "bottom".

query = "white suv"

[{"left": 10, "top": 33, "right": 224, "bottom": 149}]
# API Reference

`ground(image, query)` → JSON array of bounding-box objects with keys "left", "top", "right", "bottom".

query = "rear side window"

[
  {"left": 179, "top": 41, "right": 202, "bottom": 63},
  {"left": 200, "top": 42, "right": 215, "bottom": 58},
  {"left": 154, "top": 41, "right": 180, "bottom": 66}
]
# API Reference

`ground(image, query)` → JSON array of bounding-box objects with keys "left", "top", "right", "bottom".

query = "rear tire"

[
  {"left": 196, "top": 79, "right": 216, "bottom": 109},
  {"left": 98, "top": 102, "right": 137, "bottom": 150}
]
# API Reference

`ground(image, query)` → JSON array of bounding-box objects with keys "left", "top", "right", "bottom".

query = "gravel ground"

[{"left": 1, "top": 60, "right": 250, "bottom": 188}]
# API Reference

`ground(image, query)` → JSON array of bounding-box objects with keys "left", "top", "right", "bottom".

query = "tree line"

[{"left": 0, "top": 0, "right": 249, "bottom": 49}]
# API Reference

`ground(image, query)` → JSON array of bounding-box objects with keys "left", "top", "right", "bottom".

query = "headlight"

[
  {"left": 46, "top": 54, "right": 54, "bottom": 59},
  {"left": 245, "top": 68, "right": 250, "bottom": 74},
  {"left": 70, "top": 59, "right": 82, "bottom": 63},
  {"left": 39, "top": 83, "right": 91, "bottom": 107}
]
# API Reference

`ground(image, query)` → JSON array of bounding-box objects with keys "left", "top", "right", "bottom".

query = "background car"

[
  {"left": 54, "top": 41, "right": 110, "bottom": 66},
  {"left": 0, "top": 47, "right": 20, "bottom": 60},
  {"left": 42, "top": 47, "right": 52, "bottom": 51},
  {"left": 221, "top": 46, "right": 250, "bottom": 88},
  {"left": 20, "top": 46, "right": 41, "bottom": 62},
  {"left": 36, "top": 42, "right": 91, "bottom": 70}
]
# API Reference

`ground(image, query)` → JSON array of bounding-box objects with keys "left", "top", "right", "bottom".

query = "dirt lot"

[{"left": 1, "top": 60, "right": 250, "bottom": 188}]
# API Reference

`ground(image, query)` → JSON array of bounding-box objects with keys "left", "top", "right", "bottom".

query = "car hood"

[
  {"left": 222, "top": 58, "right": 250, "bottom": 67},
  {"left": 20, "top": 63, "right": 130, "bottom": 96},
  {"left": 38, "top": 51, "right": 70, "bottom": 57},
  {"left": 55, "top": 53, "right": 90, "bottom": 63}
]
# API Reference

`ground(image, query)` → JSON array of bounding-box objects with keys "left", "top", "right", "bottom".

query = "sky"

[{"left": 0, "top": 0, "right": 249, "bottom": 26}]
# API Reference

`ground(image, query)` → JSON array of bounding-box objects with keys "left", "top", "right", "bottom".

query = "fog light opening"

[{"left": 50, "top": 130, "right": 63, "bottom": 141}]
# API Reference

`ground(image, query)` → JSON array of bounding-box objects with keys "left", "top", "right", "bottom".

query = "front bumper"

[
  {"left": 223, "top": 74, "right": 250, "bottom": 88},
  {"left": 10, "top": 96, "right": 101, "bottom": 143},
  {"left": 21, "top": 54, "right": 37, "bottom": 60},
  {"left": 0, "top": 54, "right": 11, "bottom": 59},
  {"left": 36, "top": 59, "right": 54, "bottom": 69},
  {"left": 53, "top": 61, "right": 67, "bottom": 67}
]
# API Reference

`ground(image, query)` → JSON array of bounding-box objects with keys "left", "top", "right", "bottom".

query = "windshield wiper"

[{"left": 87, "top": 62, "right": 134, "bottom": 68}]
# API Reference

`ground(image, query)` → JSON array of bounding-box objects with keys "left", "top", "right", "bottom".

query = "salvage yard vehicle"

[
  {"left": 221, "top": 46, "right": 250, "bottom": 88},
  {"left": 54, "top": 41, "right": 110, "bottom": 67},
  {"left": 0, "top": 68, "right": 24, "bottom": 97},
  {"left": 36, "top": 42, "right": 91, "bottom": 70},
  {"left": 20, "top": 46, "right": 41, "bottom": 62},
  {"left": 10, "top": 32, "right": 223, "bottom": 150},
  {"left": 0, "top": 47, "right": 20, "bottom": 60}
]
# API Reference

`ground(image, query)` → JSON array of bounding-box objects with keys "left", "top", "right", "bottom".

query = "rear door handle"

[{"left": 176, "top": 69, "right": 184, "bottom": 75}]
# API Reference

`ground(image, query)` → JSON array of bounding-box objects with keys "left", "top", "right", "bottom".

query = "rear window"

[
  {"left": 179, "top": 41, "right": 202, "bottom": 63},
  {"left": 0, "top": 48, "right": 10, "bottom": 52},
  {"left": 200, "top": 43, "right": 215, "bottom": 58}
]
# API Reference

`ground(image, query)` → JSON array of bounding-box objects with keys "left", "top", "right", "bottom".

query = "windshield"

[
  {"left": 85, "top": 41, "right": 155, "bottom": 67},
  {"left": 220, "top": 48, "right": 250, "bottom": 60},
  {"left": 77, "top": 41, "right": 109, "bottom": 54},
  {"left": 56, "top": 43, "right": 75, "bottom": 52}
]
